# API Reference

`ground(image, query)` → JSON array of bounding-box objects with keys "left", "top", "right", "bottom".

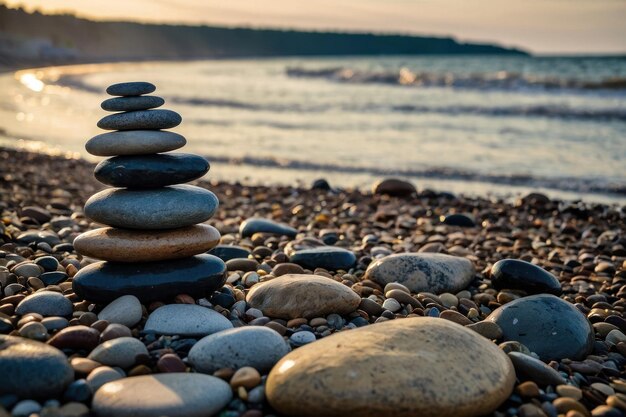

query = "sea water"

[{"left": 0, "top": 56, "right": 624, "bottom": 203}]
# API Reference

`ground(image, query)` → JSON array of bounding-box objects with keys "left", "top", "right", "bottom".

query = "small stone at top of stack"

[{"left": 72, "top": 81, "right": 227, "bottom": 304}]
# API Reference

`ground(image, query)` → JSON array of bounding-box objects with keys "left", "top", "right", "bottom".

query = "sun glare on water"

[{"left": 17, "top": 72, "right": 45, "bottom": 92}]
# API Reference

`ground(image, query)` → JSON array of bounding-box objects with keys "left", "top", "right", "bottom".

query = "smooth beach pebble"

[
  {"left": 84, "top": 185, "right": 218, "bottom": 229},
  {"left": 208, "top": 245, "right": 252, "bottom": 262},
  {"left": 230, "top": 367, "right": 261, "bottom": 389},
  {"left": 144, "top": 304, "right": 233, "bottom": 337},
  {"left": 47, "top": 325, "right": 100, "bottom": 351},
  {"left": 97, "top": 295, "right": 143, "bottom": 328},
  {"left": 487, "top": 294, "right": 594, "bottom": 361},
  {"left": 85, "top": 130, "right": 186, "bottom": 156},
  {"left": 441, "top": 213, "right": 476, "bottom": 227},
  {"left": 92, "top": 373, "right": 232, "bottom": 417},
  {"left": 490, "top": 259, "right": 562, "bottom": 295},
  {"left": 371, "top": 178, "right": 416, "bottom": 196},
  {"left": 15, "top": 291, "right": 73, "bottom": 317},
  {"left": 364, "top": 253, "right": 475, "bottom": 294},
  {"left": 101, "top": 95, "right": 164, "bottom": 111},
  {"left": 86, "top": 366, "right": 124, "bottom": 392},
  {"left": 75, "top": 225, "right": 220, "bottom": 263},
  {"left": 87, "top": 336, "right": 149, "bottom": 369},
  {"left": 189, "top": 326, "right": 290, "bottom": 374},
  {"left": 246, "top": 274, "right": 361, "bottom": 319},
  {"left": 105, "top": 81, "right": 156, "bottom": 96},
  {"left": 72, "top": 254, "right": 227, "bottom": 303},
  {"left": 94, "top": 153, "right": 209, "bottom": 188},
  {"left": 289, "top": 247, "right": 356, "bottom": 271},
  {"left": 0, "top": 335, "right": 73, "bottom": 399},
  {"left": 97, "top": 109, "right": 181, "bottom": 130},
  {"left": 507, "top": 352, "right": 566, "bottom": 386},
  {"left": 239, "top": 218, "right": 297, "bottom": 238},
  {"left": 266, "top": 317, "right": 515, "bottom": 417}
]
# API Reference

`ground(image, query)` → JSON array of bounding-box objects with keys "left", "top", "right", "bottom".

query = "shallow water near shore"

[{"left": 0, "top": 56, "right": 625, "bottom": 203}]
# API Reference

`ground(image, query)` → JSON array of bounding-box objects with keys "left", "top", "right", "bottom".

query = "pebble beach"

[{"left": 1, "top": 142, "right": 626, "bottom": 417}]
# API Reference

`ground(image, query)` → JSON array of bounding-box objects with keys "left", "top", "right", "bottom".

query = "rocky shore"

[{"left": 1, "top": 146, "right": 626, "bottom": 417}]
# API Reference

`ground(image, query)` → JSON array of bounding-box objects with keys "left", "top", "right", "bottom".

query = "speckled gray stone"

[
  {"left": 88, "top": 337, "right": 149, "bottom": 368},
  {"left": 92, "top": 373, "right": 232, "bottom": 417},
  {"left": 487, "top": 294, "right": 594, "bottom": 361},
  {"left": 189, "top": 327, "right": 290, "bottom": 374},
  {"left": 15, "top": 291, "right": 73, "bottom": 317},
  {"left": 106, "top": 82, "right": 155, "bottom": 96},
  {"left": 364, "top": 253, "right": 475, "bottom": 294},
  {"left": 101, "top": 95, "right": 164, "bottom": 111},
  {"left": 144, "top": 304, "right": 233, "bottom": 337},
  {"left": 97, "top": 110, "right": 181, "bottom": 130},
  {"left": 0, "top": 335, "right": 73, "bottom": 399},
  {"left": 84, "top": 185, "right": 218, "bottom": 229},
  {"left": 86, "top": 130, "right": 186, "bottom": 156}
]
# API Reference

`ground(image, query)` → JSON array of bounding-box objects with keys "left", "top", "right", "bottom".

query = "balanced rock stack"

[{"left": 72, "top": 81, "right": 227, "bottom": 303}]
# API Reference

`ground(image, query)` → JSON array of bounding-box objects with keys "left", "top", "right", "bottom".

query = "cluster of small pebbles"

[{"left": 1, "top": 121, "right": 626, "bottom": 415}]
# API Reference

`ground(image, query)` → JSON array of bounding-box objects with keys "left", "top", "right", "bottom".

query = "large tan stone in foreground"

[
  {"left": 246, "top": 274, "right": 360, "bottom": 319},
  {"left": 74, "top": 224, "right": 220, "bottom": 262},
  {"left": 266, "top": 317, "right": 515, "bottom": 417}
]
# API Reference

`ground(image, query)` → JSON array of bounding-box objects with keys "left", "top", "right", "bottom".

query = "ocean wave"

[
  {"left": 286, "top": 66, "right": 626, "bottom": 92},
  {"left": 208, "top": 154, "right": 626, "bottom": 197}
]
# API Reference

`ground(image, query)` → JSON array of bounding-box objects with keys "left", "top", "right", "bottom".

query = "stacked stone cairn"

[{"left": 72, "top": 81, "right": 227, "bottom": 303}]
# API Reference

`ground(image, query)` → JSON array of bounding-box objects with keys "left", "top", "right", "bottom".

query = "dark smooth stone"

[
  {"left": 84, "top": 185, "right": 218, "bottom": 230},
  {"left": 106, "top": 82, "right": 155, "bottom": 96},
  {"left": 0, "top": 335, "right": 74, "bottom": 399},
  {"left": 507, "top": 352, "right": 565, "bottom": 386},
  {"left": 86, "top": 130, "right": 186, "bottom": 157},
  {"left": 97, "top": 109, "right": 181, "bottom": 130},
  {"left": 40, "top": 271, "right": 68, "bottom": 286},
  {"left": 311, "top": 179, "right": 331, "bottom": 191},
  {"left": 53, "top": 243, "right": 74, "bottom": 253},
  {"left": 487, "top": 294, "right": 594, "bottom": 361},
  {"left": 15, "top": 231, "right": 60, "bottom": 246},
  {"left": 47, "top": 325, "right": 100, "bottom": 351},
  {"left": 63, "top": 379, "right": 92, "bottom": 403},
  {"left": 72, "top": 254, "right": 227, "bottom": 303},
  {"left": 210, "top": 292, "right": 235, "bottom": 309},
  {"left": 491, "top": 259, "right": 562, "bottom": 295},
  {"left": 441, "top": 213, "right": 476, "bottom": 227},
  {"left": 34, "top": 256, "right": 59, "bottom": 272},
  {"left": 372, "top": 178, "right": 416, "bottom": 197},
  {"left": 208, "top": 245, "right": 252, "bottom": 262},
  {"left": 0, "top": 318, "right": 13, "bottom": 334},
  {"left": 290, "top": 247, "right": 356, "bottom": 271},
  {"left": 239, "top": 218, "right": 297, "bottom": 238},
  {"left": 101, "top": 95, "right": 164, "bottom": 111},
  {"left": 94, "top": 153, "right": 209, "bottom": 188}
]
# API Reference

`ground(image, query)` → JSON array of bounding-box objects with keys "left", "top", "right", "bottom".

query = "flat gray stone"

[
  {"left": 144, "top": 304, "right": 233, "bottom": 337},
  {"left": 88, "top": 337, "right": 149, "bottom": 369},
  {"left": 101, "top": 95, "right": 164, "bottom": 111},
  {"left": 98, "top": 295, "right": 143, "bottom": 328},
  {"left": 92, "top": 373, "right": 232, "bottom": 417},
  {"left": 189, "top": 327, "right": 290, "bottom": 373},
  {"left": 15, "top": 291, "right": 73, "bottom": 317},
  {"left": 0, "top": 335, "right": 73, "bottom": 399},
  {"left": 84, "top": 185, "right": 218, "bottom": 229},
  {"left": 507, "top": 352, "right": 566, "bottom": 386},
  {"left": 106, "top": 82, "right": 155, "bottom": 96},
  {"left": 364, "top": 253, "right": 475, "bottom": 294},
  {"left": 97, "top": 109, "right": 181, "bottom": 130},
  {"left": 240, "top": 218, "right": 297, "bottom": 238},
  {"left": 86, "top": 130, "right": 186, "bottom": 156}
]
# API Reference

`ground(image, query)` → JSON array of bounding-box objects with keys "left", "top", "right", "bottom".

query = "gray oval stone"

[
  {"left": 15, "top": 291, "right": 73, "bottom": 317},
  {"left": 98, "top": 295, "right": 143, "bottom": 328},
  {"left": 189, "top": 327, "right": 290, "bottom": 373},
  {"left": 0, "top": 335, "right": 73, "bottom": 399},
  {"left": 240, "top": 218, "right": 297, "bottom": 238},
  {"left": 84, "top": 185, "right": 218, "bottom": 229},
  {"left": 106, "top": 82, "right": 155, "bottom": 96},
  {"left": 92, "top": 373, "right": 232, "bottom": 417},
  {"left": 487, "top": 294, "right": 594, "bottom": 361},
  {"left": 507, "top": 352, "right": 566, "bottom": 386},
  {"left": 364, "top": 253, "right": 475, "bottom": 294},
  {"left": 97, "top": 110, "right": 181, "bottom": 130},
  {"left": 88, "top": 337, "right": 149, "bottom": 368},
  {"left": 144, "top": 304, "right": 233, "bottom": 337},
  {"left": 101, "top": 95, "right": 164, "bottom": 112},
  {"left": 86, "top": 130, "right": 186, "bottom": 156}
]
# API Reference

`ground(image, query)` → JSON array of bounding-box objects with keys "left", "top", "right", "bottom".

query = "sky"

[{"left": 4, "top": 0, "right": 626, "bottom": 54}]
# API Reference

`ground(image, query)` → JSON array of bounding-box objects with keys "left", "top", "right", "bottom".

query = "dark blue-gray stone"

[
  {"left": 72, "top": 254, "right": 227, "bottom": 304},
  {"left": 441, "top": 213, "right": 476, "bottom": 227},
  {"left": 290, "top": 247, "right": 356, "bottom": 271},
  {"left": 97, "top": 110, "right": 181, "bottom": 130},
  {"left": 101, "top": 95, "right": 164, "bottom": 112},
  {"left": 15, "top": 291, "right": 73, "bottom": 317},
  {"left": 491, "top": 259, "right": 562, "bottom": 295},
  {"left": 94, "top": 153, "right": 209, "bottom": 188},
  {"left": 86, "top": 130, "right": 186, "bottom": 156},
  {"left": 239, "top": 218, "right": 297, "bottom": 238},
  {"left": 0, "top": 335, "right": 73, "bottom": 399},
  {"left": 487, "top": 294, "right": 594, "bottom": 361},
  {"left": 208, "top": 245, "right": 252, "bottom": 262},
  {"left": 106, "top": 82, "right": 155, "bottom": 96},
  {"left": 84, "top": 185, "right": 218, "bottom": 230},
  {"left": 39, "top": 271, "right": 68, "bottom": 286}
]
